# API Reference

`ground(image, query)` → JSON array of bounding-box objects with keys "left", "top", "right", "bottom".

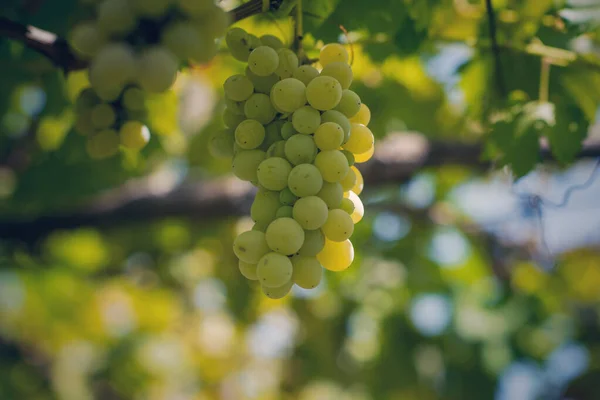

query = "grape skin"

[
  {"left": 291, "top": 256, "right": 323, "bottom": 289},
  {"left": 257, "top": 157, "right": 292, "bottom": 191},
  {"left": 265, "top": 217, "right": 305, "bottom": 255},
  {"left": 233, "top": 230, "right": 270, "bottom": 264},
  {"left": 292, "top": 106, "right": 321, "bottom": 134},
  {"left": 235, "top": 119, "right": 265, "bottom": 149},
  {"left": 284, "top": 134, "right": 317, "bottom": 166},
  {"left": 314, "top": 150, "right": 350, "bottom": 183},
  {"left": 288, "top": 164, "right": 323, "bottom": 197},
  {"left": 257, "top": 252, "right": 293, "bottom": 287},
  {"left": 270, "top": 78, "right": 306, "bottom": 113},
  {"left": 306, "top": 76, "right": 343, "bottom": 111},
  {"left": 322, "top": 209, "right": 354, "bottom": 242},
  {"left": 292, "top": 196, "right": 329, "bottom": 230},
  {"left": 248, "top": 46, "right": 279, "bottom": 77},
  {"left": 262, "top": 279, "right": 294, "bottom": 299}
]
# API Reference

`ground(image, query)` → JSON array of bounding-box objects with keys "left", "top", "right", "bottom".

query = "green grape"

[
  {"left": 130, "top": 0, "right": 171, "bottom": 16},
  {"left": 256, "top": 253, "right": 293, "bottom": 287},
  {"left": 195, "top": 4, "right": 230, "bottom": 39},
  {"left": 232, "top": 149, "right": 266, "bottom": 182},
  {"left": 120, "top": 121, "right": 150, "bottom": 150},
  {"left": 226, "top": 27, "right": 251, "bottom": 61},
  {"left": 270, "top": 78, "right": 306, "bottom": 113},
  {"left": 265, "top": 217, "right": 305, "bottom": 255},
  {"left": 86, "top": 129, "right": 120, "bottom": 159},
  {"left": 252, "top": 221, "right": 268, "bottom": 232},
  {"left": 288, "top": 164, "right": 323, "bottom": 197},
  {"left": 89, "top": 43, "right": 135, "bottom": 94},
  {"left": 322, "top": 209, "right": 354, "bottom": 242},
  {"left": 319, "top": 43, "right": 349, "bottom": 67},
  {"left": 177, "top": 0, "right": 212, "bottom": 17},
  {"left": 276, "top": 205, "right": 293, "bottom": 218},
  {"left": 248, "top": 46, "right": 280, "bottom": 76},
  {"left": 223, "top": 108, "right": 245, "bottom": 129},
  {"left": 260, "top": 34, "right": 284, "bottom": 50},
  {"left": 244, "top": 93, "right": 276, "bottom": 124},
  {"left": 251, "top": 189, "right": 280, "bottom": 225},
  {"left": 340, "top": 167, "right": 356, "bottom": 191},
  {"left": 136, "top": 47, "right": 179, "bottom": 93},
  {"left": 298, "top": 229, "right": 325, "bottom": 256},
  {"left": 344, "top": 190, "right": 364, "bottom": 224},
  {"left": 314, "top": 150, "right": 349, "bottom": 183},
  {"left": 320, "top": 62, "right": 353, "bottom": 90},
  {"left": 281, "top": 122, "right": 297, "bottom": 140},
  {"left": 340, "top": 198, "right": 355, "bottom": 214},
  {"left": 291, "top": 256, "right": 323, "bottom": 289},
  {"left": 293, "top": 196, "right": 329, "bottom": 230},
  {"left": 279, "top": 187, "right": 298, "bottom": 205},
  {"left": 275, "top": 48, "right": 299, "bottom": 79},
  {"left": 351, "top": 166, "right": 363, "bottom": 194},
  {"left": 292, "top": 106, "right": 321, "bottom": 134},
  {"left": 354, "top": 145, "right": 374, "bottom": 163},
  {"left": 209, "top": 129, "right": 235, "bottom": 158},
  {"left": 266, "top": 140, "right": 286, "bottom": 158},
  {"left": 314, "top": 122, "right": 344, "bottom": 150},
  {"left": 341, "top": 150, "right": 355, "bottom": 166},
  {"left": 75, "top": 88, "right": 101, "bottom": 112},
  {"left": 293, "top": 65, "right": 319, "bottom": 86},
  {"left": 70, "top": 22, "right": 105, "bottom": 58},
  {"left": 350, "top": 103, "right": 371, "bottom": 125},
  {"left": 90, "top": 103, "right": 116, "bottom": 129},
  {"left": 239, "top": 260, "right": 258, "bottom": 280},
  {"left": 262, "top": 279, "right": 293, "bottom": 299},
  {"left": 235, "top": 119, "right": 265, "bottom": 149},
  {"left": 223, "top": 74, "right": 254, "bottom": 102},
  {"left": 96, "top": 0, "right": 136, "bottom": 35},
  {"left": 262, "top": 120, "right": 284, "bottom": 150},
  {"left": 335, "top": 90, "right": 361, "bottom": 118},
  {"left": 284, "top": 134, "right": 317, "bottom": 165},
  {"left": 321, "top": 110, "right": 351, "bottom": 142},
  {"left": 245, "top": 67, "right": 279, "bottom": 94},
  {"left": 306, "top": 76, "right": 342, "bottom": 111},
  {"left": 233, "top": 230, "right": 270, "bottom": 264},
  {"left": 161, "top": 21, "right": 203, "bottom": 61},
  {"left": 257, "top": 157, "right": 292, "bottom": 191},
  {"left": 122, "top": 88, "right": 146, "bottom": 111},
  {"left": 317, "top": 238, "right": 354, "bottom": 272},
  {"left": 344, "top": 123, "right": 374, "bottom": 154},
  {"left": 225, "top": 97, "right": 246, "bottom": 116},
  {"left": 317, "top": 181, "right": 343, "bottom": 209},
  {"left": 74, "top": 111, "right": 95, "bottom": 136}
]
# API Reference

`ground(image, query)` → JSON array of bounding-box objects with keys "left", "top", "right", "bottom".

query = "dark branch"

[{"left": 484, "top": 0, "right": 507, "bottom": 98}]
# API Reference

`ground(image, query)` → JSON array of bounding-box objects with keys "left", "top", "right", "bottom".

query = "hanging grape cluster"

[
  {"left": 211, "top": 27, "right": 374, "bottom": 299},
  {"left": 69, "top": 0, "right": 229, "bottom": 159}
]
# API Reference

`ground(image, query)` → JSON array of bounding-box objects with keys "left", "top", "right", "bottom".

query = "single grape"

[
  {"left": 270, "top": 78, "right": 306, "bottom": 113},
  {"left": 279, "top": 187, "right": 298, "bottom": 205},
  {"left": 86, "top": 129, "right": 120, "bottom": 159},
  {"left": 232, "top": 149, "right": 266, "bottom": 182},
  {"left": 248, "top": 46, "right": 280, "bottom": 76},
  {"left": 284, "top": 134, "right": 317, "bottom": 165},
  {"left": 226, "top": 27, "right": 251, "bottom": 62},
  {"left": 341, "top": 150, "right": 355, "bottom": 166},
  {"left": 224, "top": 74, "right": 254, "bottom": 102},
  {"left": 306, "top": 76, "right": 342, "bottom": 111},
  {"left": 122, "top": 88, "right": 145, "bottom": 111},
  {"left": 314, "top": 150, "right": 350, "bottom": 183},
  {"left": 275, "top": 48, "right": 299, "bottom": 79},
  {"left": 351, "top": 166, "right": 364, "bottom": 194},
  {"left": 266, "top": 140, "right": 286, "bottom": 158},
  {"left": 340, "top": 167, "right": 356, "bottom": 191},
  {"left": 260, "top": 34, "right": 284, "bottom": 50},
  {"left": 335, "top": 90, "right": 362, "bottom": 118},
  {"left": 276, "top": 205, "right": 294, "bottom": 218},
  {"left": 70, "top": 22, "right": 105, "bottom": 58},
  {"left": 340, "top": 198, "right": 355, "bottom": 214},
  {"left": 298, "top": 229, "right": 325, "bottom": 256},
  {"left": 225, "top": 97, "right": 246, "bottom": 116},
  {"left": 233, "top": 230, "right": 270, "bottom": 264},
  {"left": 239, "top": 260, "right": 258, "bottom": 280},
  {"left": 257, "top": 157, "right": 292, "bottom": 191},
  {"left": 354, "top": 145, "right": 374, "bottom": 163},
  {"left": 293, "top": 196, "right": 328, "bottom": 230},
  {"left": 344, "top": 123, "right": 374, "bottom": 154},
  {"left": 120, "top": 121, "right": 150, "bottom": 150},
  {"left": 223, "top": 108, "right": 245, "bottom": 129},
  {"left": 161, "top": 21, "right": 202, "bottom": 61},
  {"left": 89, "top": 43, "right": 136, "bottom": 94},
  {"left": 292, "top": 106, "right": 321, "bottom": 134},
  {"left": 319, "top": 43, "right": 349, "bottom": 67},
  {"left": 281, "top": 122, "right": 298, "bottom": 140},
  {"left": 321, "top": 110, "right": 351, "bottom": 142},
  {"left": 291, "top": 256, "right": 323, "bottom": 289},
  {"left": 293, "top": 65, "right": 319, "bottom": 86},
  {"left": 262, "top": 279, "right": 293, "bottom": 299},
  {"left": 90, "top": 103, "right": 116, "bottom": 129},
  {"left": 322, "top": 209, "right": 354, "bottom": 242},
  {"left": 317, "top": 182, "right": 343, "bottom": 209},
  {"left": 209, "top": 129, "right": 235, "bottom": 158},
  {"left": 96, "top": 0, "right": 136, "bottom": 35},
  {"left": 350, "top": 103, "right": 371, "bottom": 125},
  {"left": 245, "top": 67, "right": 279, "bottom": 94},
  {"left": 288, "top": 164, "right": 323, "bottom": 197},
  {"left": 136, "top": 47, "right": 179, "bottom": 93},
  {"left": 244, "top": 93, "right": 276, "bottom": 124},
  {"left": 194, "top": 4, "right": 230, "bottom": 40},
  {"left": 251, "top": 189, "right": 280, "bottom": 225},
  {"left": 265, "top": 217, "right": 305, "bottom": 255},
  {"left": 314, "top": 122, "right": 344, "bottom": 150},
  {"left": 235, "top": 119, "right": 265, "bottom": 150},
  {"left": 317, "top": 238, "right": 354, "bottom": 272},
  {"left": 344, "top": 190, "right": 364, "bottom": 223},
  {"left": 320, "top": 62, "right": 353, "bottom": 90}
]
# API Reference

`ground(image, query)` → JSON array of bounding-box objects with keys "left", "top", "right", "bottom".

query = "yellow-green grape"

[
  {"left": 262, "top": 279, "right": 293, "bottom": 299},
  {"left": 292, "top": 106, "right": 321, "bottom": 134},
  {"left": 233, "top": 230, "right": 270, "bottom": 264},
  {"left": 341, "top": 198, "right": 355, "bottom": 214},
  {"left": 341, "top": 149, "right": 355, "bottom": 166},
  {"left": 244, "top": 93, "right": 276, "bottom": 124},
  {"left": 322, "top": 209, "right": 354, "bottom": 242},
  {"left": 251, "top": 189, "right": 280, "bottom": 225},
  {"left": 86, "top": 129, "right": 120, "bottom": 159},
  {"left": 209, "top": 129, "right": 235, "bottom": 158},
  {"left": 314, "top": 150, "right": 350, "bottom": 183},
  {"left": 350, "top": 103, "right": 371, "bottom": 125},
  {"left": 90, "top": 103, "right": 116, "bottom": 129},
  {"left": 306, "top": 76, "right": 343, "bottom": 111},
  {"left": 275, "top": 48, "right": 299, "bottom": 79},
  {"left": 260, "top": 34, "right": 284, "bottom": 50},
  {"left": 89, "top": 43, "right": 136, "bottom": 94},
  {"left": 226, "top": 27, "right": 251, "bottom": 62},
  {"left": 225, "top": 97, "right": 246, "bottom": 116},
  {"left": 70, "top": 22, "right": 105, "bottom": 58},
  {"left": 344, "top": 190, "right": 364, "bottom": 223},
  {"left": 74, "top": 111, "right": 95, "bottom": 136},
  {"left": 223, "top": 108, "right": 245, "bottom": 129},
  {"left": 257, "top": 252, "right": 293, "bottom": 287},
  {"left": 119, "top": 121, "right": 150, "bottom": 150},
  {"left": 293, "top": 196, "right": 329, "bottom": 230},
  {"left": 298, "top": 229, "right": 325, "bottom": 256},
  {"left": 224, "top": 74, "right": 254, "bottom": 102},
  {"left": 235, "top": 119, "right": 265, "bottom": 149},
  {"left": 265, "top": 217, "right": 305, "bottom": 255},
  {"left": 257, "top": 157, "right": 292, "bottom": 190},
  {"left": 161, "top": 21, "right": 202, "bottom": 61},
  {"left": 136, "top": 47, "right": 179, "bottom": 93},
  {"left": 317, "top": 238, "right": 354, "bottom": 272},
  {"left": 248, "top": 46, "right": 280, "bottom": 76},
  {"left": 266, "top": 141, "right": 286, "bottom": 158},
  {"left": 351, "top": 166, "right": 364, "bottom": 194},
  {"left": 232, "top": 149, "right": 266, "bottom": 182},
  {"left": 270, "top": 78, "right": 306, "bottom": 113},
  {"left": 279, "top": 187, "right": 298, "bottom": 205},
  {"left": 291, "top": 256, "right": 323, "bottom": 289},
  {"left": 320, "top": 62, "right": 353, "bottom": 90},
  {"left": 314, "top": 122, "right": 344, "bottom": 151},
  {"left": 344, "top": 123, "right": 374, "bottom": 155},
  {"left": 317, "top": 182, "right": 343, "bottom": 209},
  {"left": 319, "top": 43, "right": 349, "bottom": 67},
  {"left": 293, "top": 65, "right": 319, "bottom": 86},
  {"left": 239, "top": 260, "right": 258, "bottom": 280},
  {"left": 284, "top": 134, "right": 317, "bottom": 165},
  {"left": 130, "top": 0, "right": 171, "bottom": 16},
  {"left": 96, "top": 0, "right": 136, "bottom": 35},
  {"left": 281, "top": 122, "right": 298, "bottom": 140},
  {"left": 276, "top": 205, "right": 293, "bottom": 218},
  {"left": 321, "top": 110, "right": 351, "bottom": 142},
  {"left": 262, "top": 120, "right": 284, "bottom": 150},
  {"left": 335, "top": 90, "right": 362, "bottom": 118},
  {"left": 340, "top": 167, "right": 356, "bottom": 191},
  {"left": 195, "top": 4, "right": 230, "bottom": 40},
  {"left": 122, "top": 87, "right": 146, "bottom": 111},
  {"left": 354, "top": 145, "right": 374, "bottom": 163},
  {"left": 245, "top": 67, "right": 279, "bottom": 94},
  {"left": 288, "top": 164, "right": 323, "bottom": 197}
]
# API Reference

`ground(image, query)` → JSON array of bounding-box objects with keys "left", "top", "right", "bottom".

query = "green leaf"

[
  {"left": 560, "top": 68, "right": 600, "bottom": 121},
  {"left": 302, "top": 0, "right": 341, "bottom": 34},
  {"left": 547, "top": 105, "right": 589, "bottom": 164}
]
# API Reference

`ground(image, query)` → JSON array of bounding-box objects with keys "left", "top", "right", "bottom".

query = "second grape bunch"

[{"left": 212, "top": 27, "right": 374, "bottom": 299}]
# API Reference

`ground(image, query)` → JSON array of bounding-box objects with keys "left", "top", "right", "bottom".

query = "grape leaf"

[{"left": 546, "top": 105, "right": 589, "bottom": 165}]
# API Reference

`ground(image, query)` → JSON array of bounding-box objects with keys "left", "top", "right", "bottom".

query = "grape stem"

[{"left": 293, "top": 0, "right": 306, "bottom": 63}]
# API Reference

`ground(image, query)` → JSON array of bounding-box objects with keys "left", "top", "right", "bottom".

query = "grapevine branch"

[{"left": 484, "top": 0, "right": 507, "bottom": 97}]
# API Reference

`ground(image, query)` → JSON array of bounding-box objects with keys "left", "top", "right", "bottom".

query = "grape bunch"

[
  {"left": 211, "top": 28, "right": 374, "bottom": 299},
  {"left": 69, "top": 0, "right": 229, "bottom": 158}
]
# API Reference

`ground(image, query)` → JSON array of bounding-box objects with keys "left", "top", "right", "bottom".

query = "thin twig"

[
  {"left": 339, "top": 25, "right": 353, "bottom": 66},
  {"left": 539, "top": 58, "right": 551, "bottom": 103},
  {"left": 484, "top": 0, "right": 507, "bottom": 97}
]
